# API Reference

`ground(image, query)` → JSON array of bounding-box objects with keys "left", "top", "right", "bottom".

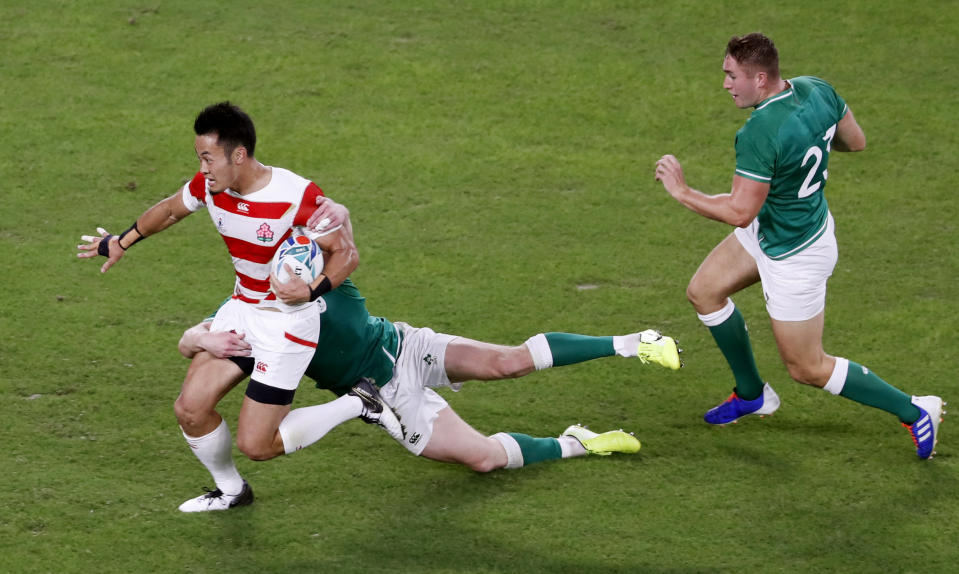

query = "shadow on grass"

[{"left": 270, "top": 463, "right": 724, "bottom": 574}]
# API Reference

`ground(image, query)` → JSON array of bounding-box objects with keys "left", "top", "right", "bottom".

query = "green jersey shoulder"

[{"left": 734, "top": 76, "right": 848, "bottom": 259}]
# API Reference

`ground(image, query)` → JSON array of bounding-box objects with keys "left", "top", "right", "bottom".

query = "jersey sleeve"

[
  {"left": 734, "top": 122, "right": 776, "bottom": 183},
  {"left": 293, "top": 182, "right": 342, "bottom": 239},
  {"left": 808, "top": 75, "right": 847, "bottom": 123},
  {"left": 291, "top": 182, "right": 325, "bottom": 226},
  {"left": 832, "top": 86, "right": 848, "bottom": 120},
  {"left": 180, "top": 172, "right": 208, "bottom": 212}
]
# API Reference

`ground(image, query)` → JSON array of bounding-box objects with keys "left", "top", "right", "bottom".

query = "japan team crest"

[{"left": 256, "top": 223, "right": 274, "bottom": 243}]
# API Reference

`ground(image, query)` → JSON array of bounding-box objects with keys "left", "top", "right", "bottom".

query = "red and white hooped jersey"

[{"left": 180, "top": 167, "right": 324, "bottom": 309}]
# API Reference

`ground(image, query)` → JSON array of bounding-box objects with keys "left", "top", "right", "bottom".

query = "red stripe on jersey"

[
  {"left": 292, "top": 182, "right": 325, "bottom": 227},
  {"left": 220, "top": 229, "right": 293, "bottom": 264},
  {"left": 188, "top": 172, "right": 206, "bottom": 202},
  {"left": 235, "top": 269, "right": 272, "bottom": 294},
  {"left": 232, "top": 293, "right": 261, "bottom": 304},
  {"left": 212, "top": 192, "right": 297, "bottom": 219},
  {"left": 231, "top": 292, "right": 277, "bottom": 304},
  {"left": 285, "top": 332, "right": 318, "bottom": 349}
]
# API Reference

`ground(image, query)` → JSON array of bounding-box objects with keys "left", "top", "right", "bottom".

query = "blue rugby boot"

[
  {"left": 903, "top": 395, "right": 944, "bottom": 460},
  {"left": 704, "top": 382, "right": 780, "bottom": 425}
]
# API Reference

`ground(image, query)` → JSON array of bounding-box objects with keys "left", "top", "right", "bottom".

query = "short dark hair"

[
  {"left": 194, "top": 102, "right": 256, "bottom": 158},
  {"left": 726, "top": 33, "right": 780, "bottom": 79}
]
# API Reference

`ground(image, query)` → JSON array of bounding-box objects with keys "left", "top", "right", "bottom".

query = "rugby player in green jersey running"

[
  {"left": 654, "top": 32, "right": 943, "bottom": 459},
  {"left": 178, "top": 257, "right": 681, "bottom": 510}
]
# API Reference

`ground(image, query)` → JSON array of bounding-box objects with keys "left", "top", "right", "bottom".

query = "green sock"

[
  {"left": 840, "top": 361, "right": 920, "bottom": 423},
  {"left": 544, "top": 333, "right": 614, "bottom": 367},
  {"left": 707, "top": 307, "right": 764, "bottom": 400},
  {"left": 508, "top": 433, "right": 562, "bottom": 466}
]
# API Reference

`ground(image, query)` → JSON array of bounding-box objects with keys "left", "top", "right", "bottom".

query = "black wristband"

[
  {"left": 118, "top": 222, "right": 144, "bottom": 251},
  {"left": 97, "top": 235, "right": 115, "bottom": 257},
  {"left": 308, "top": 276, "right": 332, "bottom": 301}
]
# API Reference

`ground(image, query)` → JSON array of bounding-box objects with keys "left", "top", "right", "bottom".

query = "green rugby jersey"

[
  {"left": 734, "top": 76, "right": 847, "bottom": 259},
  {"left": 306, "top": 278, "right": 399, "bottom": 395}
]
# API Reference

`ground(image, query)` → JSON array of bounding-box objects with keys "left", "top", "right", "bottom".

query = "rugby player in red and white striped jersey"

[
  {"left": 78, "top": 102, "right": 401, "bottom": 512},
  {"left": 181, "top": 167, "right": 325, "bottom": 306}
]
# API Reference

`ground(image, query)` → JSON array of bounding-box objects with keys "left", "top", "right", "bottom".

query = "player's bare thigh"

[
  {"left": 420, "top": 407, "right": 507, "bottom": 472},
  {"left": 687, "top": 232, "right": 760, "bottom": 314},
  {"left": 174, "top": 352, "right": 247, "bottom": 436},
  {"left": 444, "top": 338, "right": 534, "bottom": 382},
  {"left": 770, "top": 312, "right": 834, "bottom": 387}
]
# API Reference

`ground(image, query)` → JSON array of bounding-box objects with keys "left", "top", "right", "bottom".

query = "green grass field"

[{"left": 2, "top": 1, "right": 958, "bottom": 572}]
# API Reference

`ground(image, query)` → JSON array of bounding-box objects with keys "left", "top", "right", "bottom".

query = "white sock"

[
  {"left": 524, "top": 334, "right": 553, "bottom": 371},
  {"left": 558, "top": 435, "right": 587, "bottom": 458},
  {"left": 698, "top": 298, "right": 736, "bottom": 327},
  {"left": 182, "top": 419, "right": 244, "bottom": 495},
  {"left": 613, "top": 334, "right": 639, "bottom": 357},
  {"left": 823, "top": 357, "right": 849, "bottom": 395},
  {"left": 490, "top": 432, "right": 524, "bottom": 468},
  {"left": 277, "top": 395, "right": 364, "bottom": 454}
]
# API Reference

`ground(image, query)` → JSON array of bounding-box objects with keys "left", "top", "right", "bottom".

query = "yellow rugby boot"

[
  {"left": 636, "top": 329, "right": 683, "bottom": 370},
  {"left": 561, "top": 424, "right": 641, "bottom": 456}
]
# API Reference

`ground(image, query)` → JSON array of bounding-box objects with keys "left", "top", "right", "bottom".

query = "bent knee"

[
  {"left": 449, "top": 438, "right": 508, "bottom": 472},
  {"left": 686, "top": 280, "right": 718, "bottom": 314},
  {"left": 468, "top": 437, "right": 511, "bottom": 472},
  {"left": 236, "top": 437, "right": 279, "bottom": 462},
  {"left": 684, "top": 282, "right": 700, "bottom": 307},
  {"left": 174, "top": 394, "right": 214, "bottom": 430},
  {"left": 468, "top": 456, "right": 503, "bottom": 473},
  {"left": 784, "top": 363, "right": 831, "bottom": 387}
]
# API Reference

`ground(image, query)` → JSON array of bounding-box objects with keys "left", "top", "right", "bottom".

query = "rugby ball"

[{"left": 272, "top": 234, "right": 324, "bottom": 284}]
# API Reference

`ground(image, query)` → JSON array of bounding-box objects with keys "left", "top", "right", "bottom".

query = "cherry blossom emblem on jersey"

[{"left": 256, "top": 223, "right": 275, "bottom": 243}]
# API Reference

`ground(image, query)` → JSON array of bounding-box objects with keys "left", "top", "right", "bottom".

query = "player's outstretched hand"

[
  {"left": 307, "top": 196, "right": 348, "bottom": 232},
  {"left": 77, "top": 227, "right": 125, "bottom": 273},
  {"left": 654, "top": 155, "right": 689, "bottom": 200},
  {"left": 270, "top": 265, "right": 311, "bottom": 305}
]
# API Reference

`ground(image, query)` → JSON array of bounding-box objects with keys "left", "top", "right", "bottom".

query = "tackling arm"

[
  {"left": 270, "top": 207, "right": 360, "bottom": 305},
  {"left": 178, "top": 321, "right": 252, "bottom": 359},
  {"left": 307, "top": 195, "right": 351, "bottom": 234},
  {"left": 312, "top": 222, "right": 359, "bottom": 289}
]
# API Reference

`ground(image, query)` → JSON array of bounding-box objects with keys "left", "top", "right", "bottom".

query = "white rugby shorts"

[
  {"left": 735, "top": 213, "right": 838, "bottom": 322},
  {"left": 377, "top": 322, "right": 457, "bottom": 456},
  {"left": 209, "top": 298, "right": 319, "bottom": 390}
]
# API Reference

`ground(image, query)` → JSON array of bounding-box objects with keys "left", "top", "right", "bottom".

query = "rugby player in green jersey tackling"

[
  {"left": 654, "top": 33, "right": 943, "bottom": 459},
  {"left": 176, "top": 205, "right": 682, "bottom": 510}
]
